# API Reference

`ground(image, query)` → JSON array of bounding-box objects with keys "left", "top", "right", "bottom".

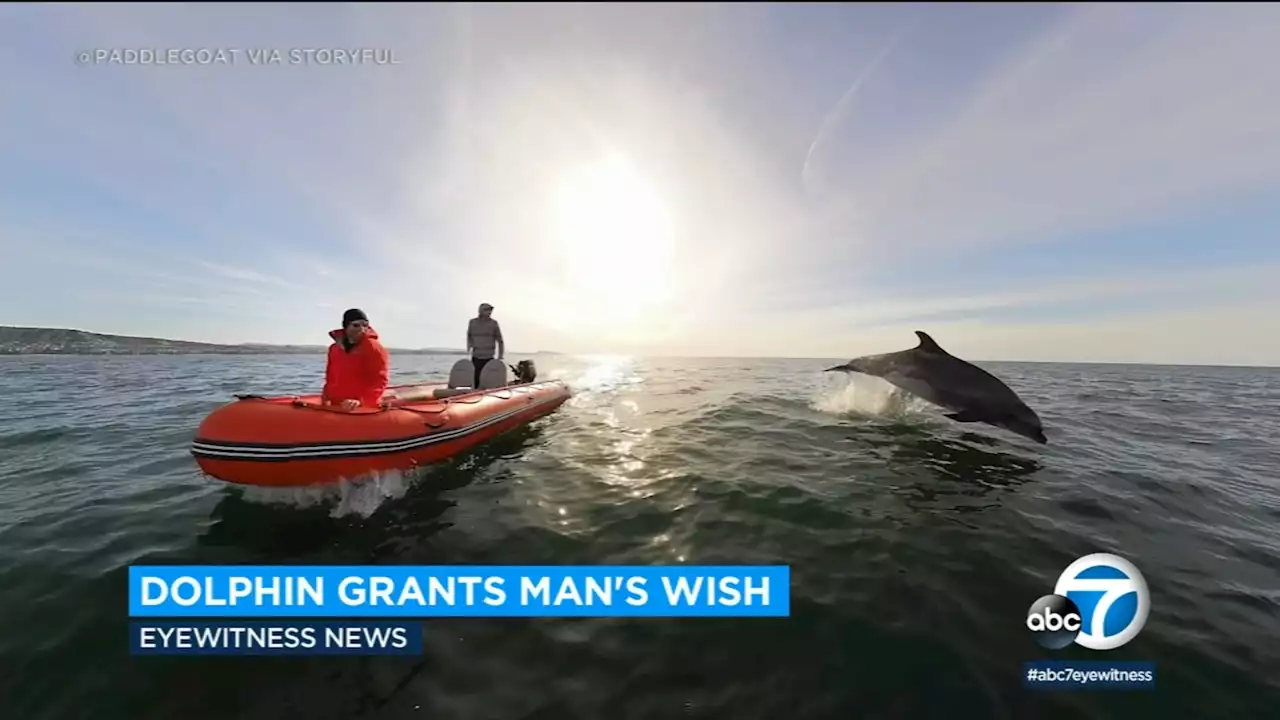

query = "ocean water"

[{"left": 0, "top": 353, "right": 1277, "bottom": 719}]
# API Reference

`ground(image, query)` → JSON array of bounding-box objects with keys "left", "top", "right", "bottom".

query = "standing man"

[
  {"left": 466, "top": 302, "right": 504, "bottom": 388},
  {"left": 321, "top": 308, "right": 390, "bottom": 410}
]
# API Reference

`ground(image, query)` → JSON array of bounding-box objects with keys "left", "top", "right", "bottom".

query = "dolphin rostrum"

[{"left": 825, "top": 331, "right": 1048, "bottom": 444}]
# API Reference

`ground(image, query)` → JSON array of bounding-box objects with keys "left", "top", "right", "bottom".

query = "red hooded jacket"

[{"left": 321, "top": 327, "right": 390, "bottom": 408}]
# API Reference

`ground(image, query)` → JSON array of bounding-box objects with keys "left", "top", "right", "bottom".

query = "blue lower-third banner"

[
  {"left": 128, "top": 565, "right": 791, "bottom": 617},
  {"left": 131, "top": 621, "right": 424, "bottom": 655}
]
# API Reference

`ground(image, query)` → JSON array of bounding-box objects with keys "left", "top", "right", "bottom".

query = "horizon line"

[{"left": 1, "top": 324, "right": 1277, "bottom": 369}]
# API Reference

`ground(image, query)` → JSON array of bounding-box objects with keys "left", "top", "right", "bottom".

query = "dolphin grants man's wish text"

[
  {"left": 129, "top": 566, "right": 790, "bottom": 617},
  {"left": 137, "top": 574, "right": 771, "bottom": 608}
]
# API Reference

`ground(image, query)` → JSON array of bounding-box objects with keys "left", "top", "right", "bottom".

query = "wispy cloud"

[
  {"left": 698, "top": 263, "right": 1280, "bottom": 361},
  {"left": 195, "top": 261, "right": 301, "bottom": 291},
  {"left": 801, "top": 14, "right": 920, "bottom": 197},
  {"left": 816, "top": 4, "right": 1280, "bottom": 259}
]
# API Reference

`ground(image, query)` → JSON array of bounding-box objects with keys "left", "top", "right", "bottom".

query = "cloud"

[
  {"left": 816, "top": 4, "right": 1280, "bottom": 260},
  {"left": 691, "top": 301, "right": 1280, "bottom": 366},
  {"left": 195, "top": 261, "right": 302, "bottom": 292},
  {"left": 801, "top": 15, "right": 919, "bottom": 196},
  {"left": 686, "top": 263, "right": 1280, "bottom": 362}
]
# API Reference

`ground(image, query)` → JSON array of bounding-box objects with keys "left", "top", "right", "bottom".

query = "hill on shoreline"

[{"left": 0, "top": 326, "right": 481, "bottom": 356}]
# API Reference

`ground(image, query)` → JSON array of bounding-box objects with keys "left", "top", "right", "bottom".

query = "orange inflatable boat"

[{"left": 190, "top": 360, "right": 570, "bottom": 487}]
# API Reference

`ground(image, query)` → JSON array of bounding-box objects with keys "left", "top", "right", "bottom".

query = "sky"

[{"left": 2, "top": 3, "right": 1279, "bottom": 365}]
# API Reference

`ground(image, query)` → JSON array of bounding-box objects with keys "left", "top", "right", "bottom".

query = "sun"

[{"left": 549, "top": 157, "right": 676, "bottom": 332}]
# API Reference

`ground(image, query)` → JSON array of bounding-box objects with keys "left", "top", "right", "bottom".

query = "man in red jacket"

[{"left": 321, "top": 308, "right": 390, "bottom": 410}]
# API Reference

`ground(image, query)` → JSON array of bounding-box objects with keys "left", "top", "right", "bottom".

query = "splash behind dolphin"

[{"left": 825, "top": 331, "right": 1048, "bottom": 444}]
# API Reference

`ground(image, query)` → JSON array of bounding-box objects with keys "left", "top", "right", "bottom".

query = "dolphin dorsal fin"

[{"left": 914, "top": 331, "right": 948, "bottom": 355}]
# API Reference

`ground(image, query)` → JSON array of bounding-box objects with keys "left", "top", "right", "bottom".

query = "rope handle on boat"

[
  {"left": 395, "top": 407, "right": 450, "bottom": 428},
  {"left": 276, "top": 397, "right": 452, "bottom": 428},
  {"left": 235, "top": 382, "right": 537, "bottom": 416},
  {"left": 403, "top": 388, "right": 516, "bottom": 404},
  {"left": 287, "top": 398, "right": 375, "bottom": 413}
]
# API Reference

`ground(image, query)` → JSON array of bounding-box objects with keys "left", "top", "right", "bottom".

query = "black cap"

[{"left": 342, "top": 308, "right": 369, "bottom": 327}]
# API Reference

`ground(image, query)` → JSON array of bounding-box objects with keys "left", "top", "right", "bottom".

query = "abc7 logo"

[
  {"left": 1026, "top": 594, "right": 1083, "bottom": 649},
  {"left": 1029, "top": 553, "right": 1150, "bottom": 651}
]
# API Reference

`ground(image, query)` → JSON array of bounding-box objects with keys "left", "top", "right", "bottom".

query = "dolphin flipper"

[{"left": 944, "top": 410, "right": 986, "bottom": 423}]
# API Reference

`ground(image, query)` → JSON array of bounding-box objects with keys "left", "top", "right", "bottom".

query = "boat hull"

[{"left": 190, "top": 381, "right": 570, "bottom": 487}]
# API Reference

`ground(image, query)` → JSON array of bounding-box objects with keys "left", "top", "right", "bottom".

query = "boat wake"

[{"left": 234, "top": 467, "right": 422, "bottom": 519}]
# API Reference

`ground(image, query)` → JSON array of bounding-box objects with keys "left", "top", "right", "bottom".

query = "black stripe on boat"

[{"left": 190, "top": 392, "right": 566, "bottom": 462}]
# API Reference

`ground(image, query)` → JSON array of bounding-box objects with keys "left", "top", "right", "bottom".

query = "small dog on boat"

[{"left": 508, "top": 359, "right": 537, "bottom": 385}]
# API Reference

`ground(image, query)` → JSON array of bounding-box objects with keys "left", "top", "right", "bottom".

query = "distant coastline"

[
  {"left": 0, "top": 326, "right": 557, "bottom": 357},
  {"left": 1, "top": 325, "right": 1272, "bottom": 367}
]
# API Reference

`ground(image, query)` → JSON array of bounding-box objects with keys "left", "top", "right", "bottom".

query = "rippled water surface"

[{"left": 1, "top": 354, "right": 1278, "bottom": 719}]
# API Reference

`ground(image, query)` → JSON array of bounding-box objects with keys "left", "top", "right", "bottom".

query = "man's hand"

[{"left": 339, "top": 399, "right": 360, "bottom": 411}]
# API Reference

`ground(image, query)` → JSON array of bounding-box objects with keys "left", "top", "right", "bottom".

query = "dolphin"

[{"left": 825, "top": 330, "right": 1048, "bottom": 444}]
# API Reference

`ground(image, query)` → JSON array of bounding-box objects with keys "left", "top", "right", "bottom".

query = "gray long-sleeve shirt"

[{"left": 467, "top": 317, "right": 503, "bottom": 359}]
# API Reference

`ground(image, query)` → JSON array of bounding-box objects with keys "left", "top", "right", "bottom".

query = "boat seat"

[
  {"left": 442, "top": 358, "right": 508, "bottom": 394},
  {"left": 477, "top": 359, "right": 508, "bottom": 389},
  {"left": 447, "top": 359, "right": 474, "bottom": 389},
  {"left": 432, "top": 388, "right": 472, "bottom": 399}
]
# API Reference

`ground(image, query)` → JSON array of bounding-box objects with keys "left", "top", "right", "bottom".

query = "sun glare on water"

[{"left": 550, "top": 157, "right": 676, "bottom": 334}]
